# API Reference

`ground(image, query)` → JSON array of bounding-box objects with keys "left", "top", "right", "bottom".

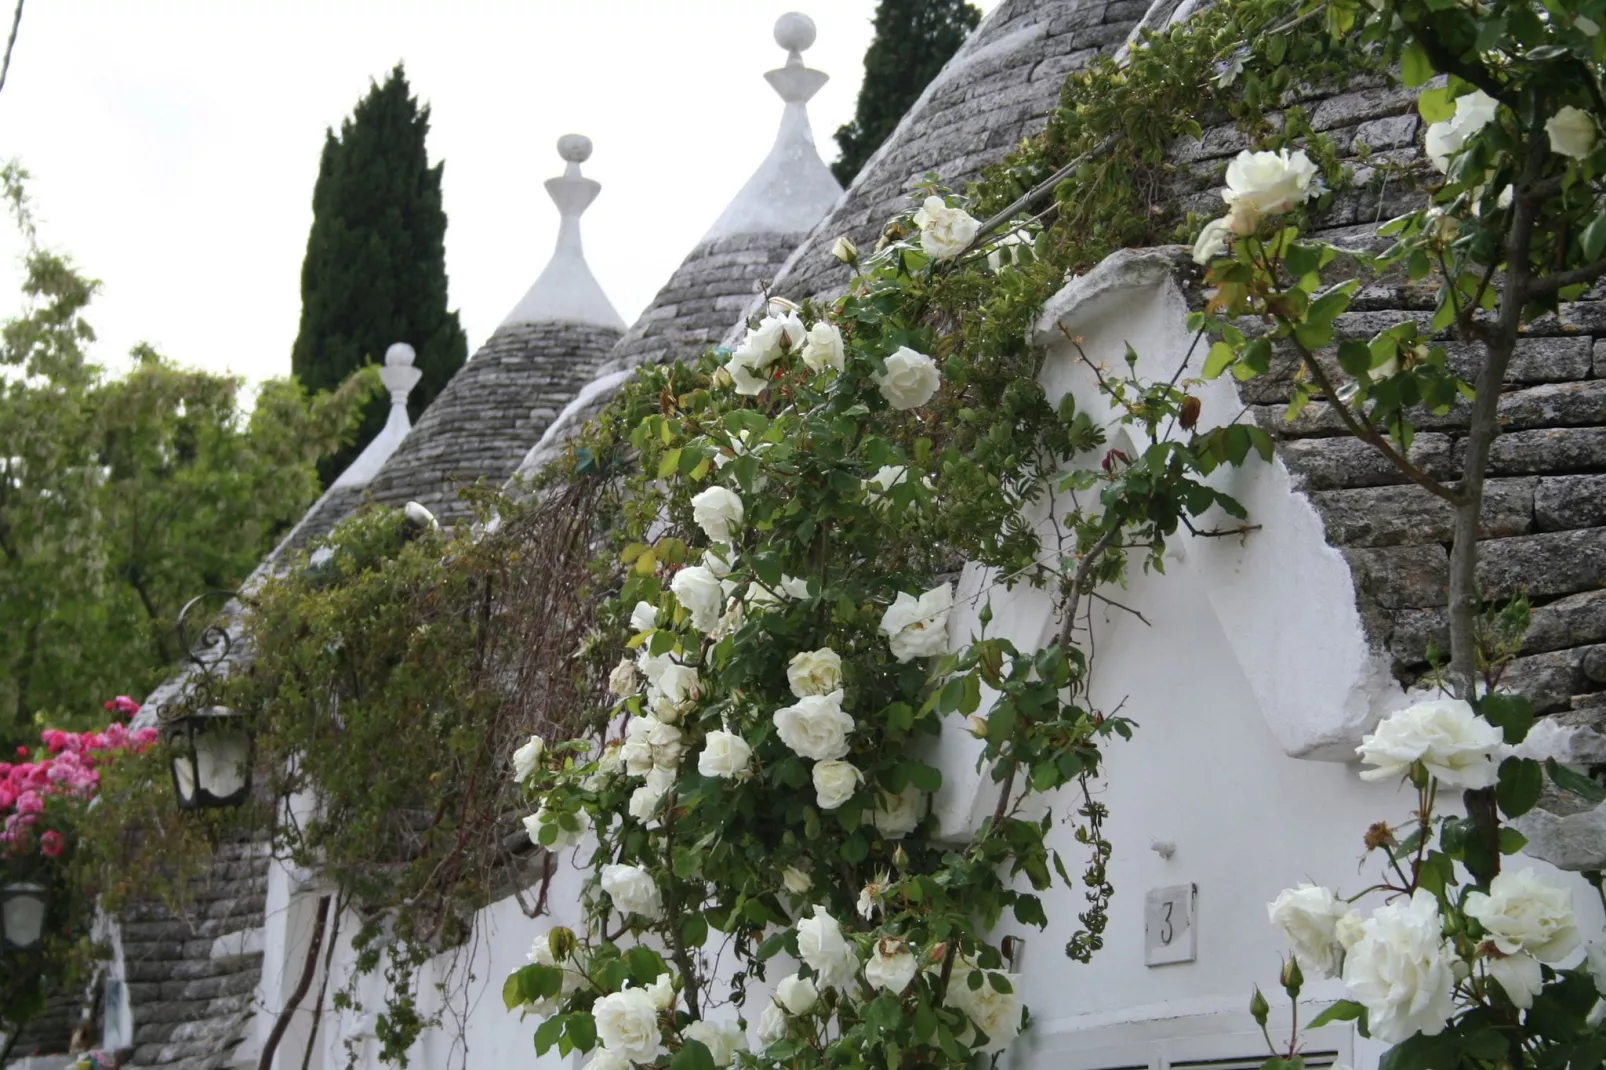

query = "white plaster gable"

[
  {"left": 699, "top": 13, "right": 843, "bottom": 243},
  {"left": 502, "top": 135, "right": 626, "bottom": 331}
]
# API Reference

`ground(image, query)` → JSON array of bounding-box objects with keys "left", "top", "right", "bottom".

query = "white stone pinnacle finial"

[
  {"left": 498, "top": 135, "right": 625, "bottom": 330},
  {"left": 379, "top": 342, "right": 422, "bottom": 408},
  {"left": 331, "top": 341, "right": 422, "bottom": 489},
  {"left": 702, "top": 11, "right": 842, "bottom": 241}
]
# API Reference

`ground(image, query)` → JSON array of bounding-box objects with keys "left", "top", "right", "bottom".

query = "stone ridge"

[
  {"left": 1158, "top": 77, "right": 1606, "bottom": 713},
  {"left": 605, "top": 233, "right": 804, "bottom": 374},
  {"left": 749, "top": 0, "right": 1148, "bottom": 315},
  {"left": 119, "top": 838, "right": 269, "bottom": 1070},
  {"left": 362, "top": 320, "right": 621, "bottom": 521}
]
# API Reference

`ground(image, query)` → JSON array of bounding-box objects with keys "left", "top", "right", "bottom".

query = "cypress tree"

[
  {"left": 291, "top": 64, "right": 467, "bottom": 483},
  {"left": 831, "top": 0, "right": 982, "bottom": 187}
]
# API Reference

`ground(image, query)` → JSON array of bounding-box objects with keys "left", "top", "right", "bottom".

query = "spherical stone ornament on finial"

[
  {"left": 385, "top": 342, "right": 417, "bottom": 368},
  {"left": 774, "top": 12, "right": 816, "bottom": 53},
  {"left": 557, "top": 133, "right": 594, "bottom": 164}
]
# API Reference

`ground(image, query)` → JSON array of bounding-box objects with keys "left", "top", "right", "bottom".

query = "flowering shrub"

[
  {"left": 1257, "top": 696, "right": 1606, "bottom": 1067},
  {"left": 502, "top": 176, "right": 1267, "bottom": 1068}
]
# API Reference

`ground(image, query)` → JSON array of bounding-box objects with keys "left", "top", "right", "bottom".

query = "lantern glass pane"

[
  {"left": 2, "top": 883, "right": 47, "bottom": 948},
  {"left": 172, "top": 749, "right": 197, "bottom": 803},
  {"left": 196, "top": 726, "right": 250, "bottom": 800}
]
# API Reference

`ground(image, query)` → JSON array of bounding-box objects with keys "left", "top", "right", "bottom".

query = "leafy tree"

[
  {"left": 290, "top": 64, "right": 467, "bottom": 483},
  {"left": 831, "top": 0, "right": 981, "bottom": 186},
  {"left": 0, "top": 165, "right": 374, "bottom": 747}
]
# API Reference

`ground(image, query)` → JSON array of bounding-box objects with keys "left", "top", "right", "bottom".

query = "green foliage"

[
  {"left": 290, "top": 64, "right": 468, "bottom": 484},
  {"left": 831, "top": 0, "right": 981, "bottom": 186},
  {"left": 0, "top": 165, "right": 375, "bottom": 748}
]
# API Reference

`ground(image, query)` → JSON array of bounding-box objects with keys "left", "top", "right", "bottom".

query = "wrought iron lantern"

[
  {"left": 164, "top": 705, "right": 254, "bottom": 810},
  {"left": 0, "top": 881, "right": 49, "bottom": 952},
  {"left": 162, "top": 591, "right": 255, "bottom": 810}
]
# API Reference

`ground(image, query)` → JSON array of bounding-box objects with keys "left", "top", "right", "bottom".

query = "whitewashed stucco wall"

[{"left": 240, "top": 254, "right": 1606, "bottom": 1070}]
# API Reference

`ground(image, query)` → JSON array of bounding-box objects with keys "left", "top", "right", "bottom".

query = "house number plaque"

[{"left": 1144, "top": 883, "right": 1197, "bottom": 966}]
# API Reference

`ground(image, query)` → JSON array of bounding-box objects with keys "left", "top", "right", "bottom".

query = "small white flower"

[
  {"left": 1267, "top": 884, "right": 1356, "bottom": 979},
  {"left": 723, "top": 348, "right": 771, "bottom": 395},
  {"left": 913, "top": 195, "right": 981, "bottom": 259},
  {"left": 608, "top": 658, "right": 639, "bottom": 698},
  {"left": 756, "top": 1001, "right": 788, "bottom": 1046},
  {"left": 871, "top": 784, "right": 925, "bottom": 839},
  {"left": 812, "top": 759, "right": 863, "bottom": 810},
  {"left": 698, "top": 730, "right": 753, "bottom": 779},
  {"left": 831, "top": 236, "right": 858, "bottom": 263},
  {"left": 690, "top": 486, "right": 744, "bottom": 544},
  {"left": 1464, "top": 868, "right": 1580, "bottom": 962},
  {"left": 986, "top": 229, "right": 1032, "bottom": 272},
  {"left": 683, "top": 1020, "right": 745, "bottom": 1067},
  {"left": 1342, "top": 889, "right": 1457, "bottom": 1044},
  {"left": 774, "top": 690, "right": 854, "bottom": 760},
  {"left": 856, "top": 872, "right": 889, "bottom": 920},
  {"left": 796, "top": 905, "right": 858, "bottom": 990},
  {"left": 523, "top": 929, "right": 588, "bottom": 1013},
  {"left": 601, "top": 863, "right": 663, "bottom": 919},
  {"left": 1426, "top": 90, "right": 1500, "bottom": 173},
  {"left": 629, "top": 776, "right": 667, "bottom": 822},
  {"left": 879, "top": 584, "right": 954, "bottom": 662},
  {"left": 1547, "top": 105, "right": 1598, "bottom": 159},
  {"left": 801, "top": 321, "right": 845, "bottom": 374},
  {"left": 787, "top": 647, "right": 843, "bottom": 698},
  {"left": 593, "top": 987, "right": 661, "bottom": 1063},
  {"left": 630, "top": 601, "right": 659, "bottom": 633},
  {"left": 623, "top": 715, "right": 686, "bottom": 775},
  {"left": 524, "top": 802, "right": 591, "bottom": 850},
  {"left": 1357, "top": 698, "right": 1503, "bottom": 788},
  {"left": 1192, "top": 216, "right": 1233, "bottom": 264},
  {"left": 866, "top": 938, "right": 918, "bottom": 993},
  {"left": 874, "top": 345, "right": 941, "bottom": 410},
  {"left": 702, "top": 545, "right": 734, "bottom": 578},
  {"left": 671, "top": 565, "right": 725, "bottom": 633},
  {"left": 774, "top": 973, "right": 818, "bottom": 1015},
  {"left": 645, "top": 972, "right": 676, "bottom": 1012},
  {"left": 511, "top": 734, "right": 545, "bottom": 783},
  {"left": 781, "top": 866, "right": 813, "bottom": 895},
  {"left": 1220, "top": 148, "right": 1319, "bottom": 233},
  {"left": 651, "top": 663, "right": 702, "bottom": 722}
]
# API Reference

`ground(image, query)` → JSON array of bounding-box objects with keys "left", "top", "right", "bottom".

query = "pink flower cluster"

[{"left": 1, "top": 706, "right": 157, "bottom": 858}]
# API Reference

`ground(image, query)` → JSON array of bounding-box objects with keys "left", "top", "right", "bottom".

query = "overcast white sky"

[{"left": 0, "top": 0, "right": 997, "bottom": 387}]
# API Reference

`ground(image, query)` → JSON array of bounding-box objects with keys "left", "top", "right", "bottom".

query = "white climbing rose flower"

[
  {"left": 1486, "top": 950, "right": 1545, "bottom": 1009},
  {"left": 774, "top": 973, "right": 818, "bottom": 1015},
  {"left": 787, "top": 647, "right": 843, "bottom": 698},
  {"left": 1220, "top": 147, "right": 1319, "bottom": 233},
  {"left": 585, "top": 1050, "right": 631, "bottom": 1070},
  {"left": 593, "top": 987, "right": 661, "bottom": 1063},
  {"left": 524, "top": 802, "right": 591, "bottom": 850},
  {"left": 1341, "top": 889, "right": 1457, "bottom": 1044},
  {"left": 690, "top": 486, "right": 744, "bottom": 543},
  {"left": 1267, "top": 884, "right": 1357, "bottom": 979},
  {"left": 601, "top": 863, "right": 663, "bottom": 919},
  {"left": 871, "top": 783, "right": 925, "bottom": 839},
  {"left": 796, "top": 905, "right": 858, "bottom": 990},
  {"left": 645, "top": 972, "right": 676, "bottom": 1012},
  {"left": 608, "top": 658, "right": 639, "bottom": 698},
  {"left": 630, "top": 601, "right": 658, "bottom": 633},
  {"left": 1426, "top": 90, "right": 1500, "bottom": 173},
  {"left": 523, "top": 929, "right": 588, "bottom": 1013},
  {"left": 629, "top": 766, "right": 675, "bottom": 822},
  {"left": 724, "top": 347, "right": 771, "bottom": 396},
  {"left": 879, "top": 584, "right": 954, "bottom": 662},
  {"left": 1464, "top": 868, "right": 1580, "bottom": 961},
  {"left": 683, "top": 1021, "right": 745, "bottom": 1067},
  {"left": 702, "top": 544, "right": 735, "bottom": 578},
  {"left": 1356, "top": 698, "right": 1503, "bottom": 788},
  {"left": 774, "top": 690, "right": 854, "bottom": 760},
  {"left": 866, "top": 938, "right": 918, "bottom": 993},
  {"left": 1547, "top": 105, "right": 1598, "bottom": 159},
  {"left": 622, "top": 715, "right": 685, "bottom": 775},
  {"left": 1192, "top": 216, "right": 1233, "bottom": 264},
  {"left": 511, "top": 734, "right": 545, "bottom": 783},
  {"left": 812, "top": 759, "right": 863, "bottom": 810},
  {"left": 874, "top": 345, "right": 942, "bottom": 410},
  {"left": 913, "top": 195, "right": 981, "bottom": 259},
  {"left": 782, "top": 866, "right": 813, "bottom": 895},
  {"left": 698, "top": 730, "right": 753, "bottom": 779},
  {"left": 756, "top": 1001, "right": 788, "bottom": 1046},
  {"left": 801, "top": 321, "right": 845, "bottom": 373},
  {"left": 671, "top": 565, "right": 725, "bottom": 633},
  {"left": 946, "top": 967, "right": 1024, "bottom": 1053},
  {"left": 831, "top": 236, "right": 858, "bottom": 263},
  {"left": 651, "top": 663, "right": 702, "bottom": 722},
  {"left": 986, "top": 229, "right": 1032, "bottom": 272}
]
